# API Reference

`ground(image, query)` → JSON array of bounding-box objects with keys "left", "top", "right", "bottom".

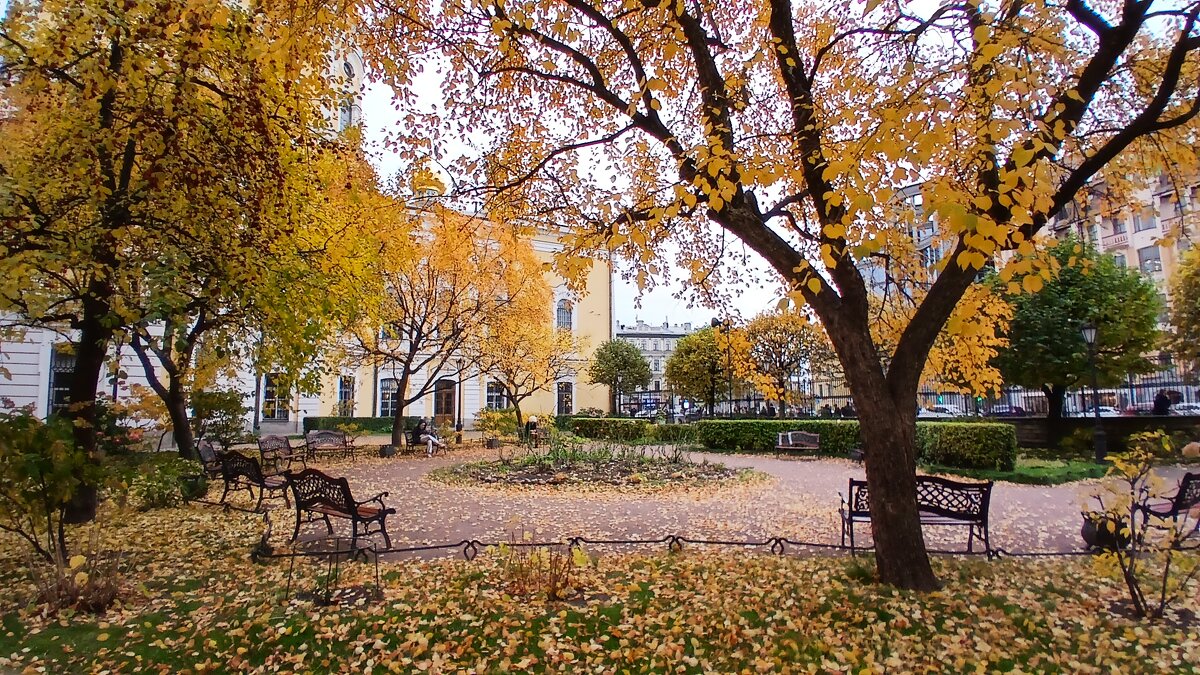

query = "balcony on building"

[{"left": 1101, "top": 231, "right": 1128, "bottom": 250}]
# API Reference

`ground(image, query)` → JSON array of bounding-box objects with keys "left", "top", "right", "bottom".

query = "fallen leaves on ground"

[{"left": 1, "top": 499, "right": 1198, "bottom": 673}]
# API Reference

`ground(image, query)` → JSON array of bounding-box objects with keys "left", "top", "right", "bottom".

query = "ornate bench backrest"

[
  {"left": 288, "top": 468, "right": 354, "bottom": 514},
  {"left": 845, "top": 476, "right": 992, "bottom": 522},
  {"left": 306, "top": 430, "right": 347, "bottom": 449},
  {"left": 787, "top": 431, "right": 820, "bottom": 448},
  {"left": 1171, "top": 472, "right": 1200, "bottom": 514},
  {"left": 197, "top": 440, "right": 219, "bottom": 465},
  {"left": 258, "top": 434, "right": 294, "bottom": 460},
  {"left": 220, "top": 450, "right": 265, "bottom": 485},
  {"left": 916, "top": 476, "right": 992, "bottom": 522},
  {"left": 846, "top": 479, "right": 871, "bottom": 516}
]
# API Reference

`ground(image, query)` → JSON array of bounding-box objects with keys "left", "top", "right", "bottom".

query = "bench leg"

[
  {"left": 253, "top": 486, "right": 265, "bottom": 513},
  {"left": 323, "top": 513, "right": 334, "bottom": 536},
  {"left": 379, "top": 517, "right": 392, "bottom": 550},
  {"left": 291, "top": 507, "right": 302, "bottom": 542}
]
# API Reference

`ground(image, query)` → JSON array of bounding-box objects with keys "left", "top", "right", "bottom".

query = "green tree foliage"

[
  {"left": 994, "top": 236, "right": 1160, "bottom": 419},
  {"left": 190, "top": 390, "right": 249, "bottom": 450},
  {"left": 1167, "top": 248, "right": 1200, "bottom": 369},
  {"left": 0, "top": 410, "right": 96, "bottom": 562},
  {"left": 664, "top": 327, "right": 725, "bottom": 414},
  {"left": 587, "top": 339, "right": 651, "bottom": 404},
  {"left": 0, "top": 0, "right": 353, "bottom": 501}
]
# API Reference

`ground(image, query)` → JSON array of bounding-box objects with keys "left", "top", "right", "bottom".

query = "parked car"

[
  {"left": 1123, "top": 402, "right": 1156, "bottom": 416},
  {"left": 928, "top": 404, "right": 966, "bottom": 416},
  {"left": 986, "top": 405, "right": 1027, "bottom": 417},
  {"left": 917, "top": 406, "right": 956, "bottom": 419},
  {"left": 1073, "top": 406, "right": 1121, "bottom": 418}
]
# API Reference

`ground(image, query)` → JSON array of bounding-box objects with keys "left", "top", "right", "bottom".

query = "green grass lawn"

[
  {"left": 923, "top": 455, "right": 1108, "bottom": 485},
  {"left": 2, "top": 503, "right": 1198, "bottom": 673}
]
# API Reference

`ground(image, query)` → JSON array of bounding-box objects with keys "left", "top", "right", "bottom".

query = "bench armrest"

[{"left": 356, "top": 491, "right": 390, "bottom": 507}]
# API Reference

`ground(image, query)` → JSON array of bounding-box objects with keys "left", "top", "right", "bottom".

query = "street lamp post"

[
  {"left": 455, "top": 358, "right": 464, "bottom": 445},
  {"left": 711, "top": 317, "right": 734, "bottom": 417},
  {"left": 1081, "top": 322, "right": 1107, "bottom": 463}
]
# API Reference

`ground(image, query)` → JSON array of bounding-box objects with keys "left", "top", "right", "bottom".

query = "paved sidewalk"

[{"left": 266, "top": 442, "right": 1197, "bottom": 559}]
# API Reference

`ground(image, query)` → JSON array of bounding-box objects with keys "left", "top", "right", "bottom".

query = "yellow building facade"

[{"left": 309, "top": 227, "right": 613, "bottom": 431}]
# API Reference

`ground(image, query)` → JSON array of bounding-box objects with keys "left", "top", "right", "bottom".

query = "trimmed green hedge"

[
  {"left": 570, "top": 417, "right": 650, "bottom": 441},
  {"left": 915, "top": 423, "right": 1017, "bottom": 471},
  {"left": 301, "top": 416, "right": 421, "bottom": 434},
  {"left": 656, "top": 423, "right": 698, "bottom": 442},
  {"left": 694, "top": 420, "right": 1016, "bottom": 470}
]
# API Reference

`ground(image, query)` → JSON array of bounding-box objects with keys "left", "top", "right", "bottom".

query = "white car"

[
  {"left": 1172, "top": 402, "right": 1200, "bottom": 416},
  {"left": 917, "top": 406, "right": 957, "bottom": 419},
  {"left": 1074, "top": 406, "right": 1121, "bottom": 418}
]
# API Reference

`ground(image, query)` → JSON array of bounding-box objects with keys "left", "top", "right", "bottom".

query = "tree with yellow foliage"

[
  {"left": 471, "top": 280, "right": 584, "bottom": 428},
  {"left": 347, "top": 204, "right": 547, "bottom": 448},
  {"left": 731, "top": 311, "right": 837, "bottom": 417},
  {"left": 126, "top": 142, "right": 391, "bottom": 459},
  {"left": 364, "top": 0, "right": 1200, "bottom": 588},
  {"left": 0, "top": 0, "right": 355, "bottom": 518}
]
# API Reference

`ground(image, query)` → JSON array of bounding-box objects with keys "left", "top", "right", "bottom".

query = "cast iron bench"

[
  {"left": 286, "top": 468, "right": 396, "bottom": 550},
  {"left": 1137, "top": 471, "right": 1200, "bottom": 538},
  {"left": 839, "top": 476, "right": 994, "bottom": 557},
  {"left": 259, "top": 434, "right": 306, "bottom": 474},
  {"left": 196, "top": 440, "right": 222, "bottom": 479},
  {"left": 775, "top": 430, "right": 820, "bottom": 456},
  {"left": 217, "top": 450, "right": 290, "bottom": 512},
  {"left": 305, "top": 429, "right": 355, "bottom": 462}
]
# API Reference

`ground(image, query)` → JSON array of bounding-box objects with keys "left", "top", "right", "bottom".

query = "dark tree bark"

[
  {"left": 129, "top": 329, "right": 197, "bottom": 459},
  {"left": 390, "top": 370, "right": 414, "bottom": 448},
  {"left": 63, "top": 295, "right": 113, "bottom": 524},
  {"left": 1043, "top": 384, "right": 1068, "bottom": 421}
]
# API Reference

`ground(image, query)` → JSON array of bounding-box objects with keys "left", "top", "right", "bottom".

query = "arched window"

[
  {"left": 556, "top": 299, "right": 573, "bottom": 331},
  {"left": 380, "top": 378, "right": 398, "bottom": 418}
]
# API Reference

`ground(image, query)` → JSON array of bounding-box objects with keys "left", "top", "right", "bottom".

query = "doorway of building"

[{"left": 433, "top": 378, "right": 455, "bottom": 427}]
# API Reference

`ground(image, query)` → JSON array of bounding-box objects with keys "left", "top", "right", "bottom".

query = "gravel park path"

[{"left": 256, "top": 439, "right": 1196, "bottom": 559}]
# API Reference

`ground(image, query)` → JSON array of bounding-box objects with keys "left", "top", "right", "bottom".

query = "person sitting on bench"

[{"left": 413, "top": 418, "right": 446, "bottom": 457}]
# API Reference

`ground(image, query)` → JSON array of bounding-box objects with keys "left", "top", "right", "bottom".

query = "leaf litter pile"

[{"left": 2, "top": 504, "right": 1198, "bottom": 673}]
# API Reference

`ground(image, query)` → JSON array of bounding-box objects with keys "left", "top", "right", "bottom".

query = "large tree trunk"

[
  {"left": 389, "top": 370, "right": 413, "bottom": 448},
  {"left": 841, "top": 334, "right": 940, "bottom": 591},
  {"left": 1043, "top": 383, "right": 1067, "bottom": 420},
  {"left": 63, "top": 307, "right": 113, "bottom": 524},
  {"left": 1041, "top": 384, "right": 1070, "bottom": 450},
  {"left": 165, "top": 383, "right": 194, "bottom": 460},
  {"left": 129, "top": 331, "right": 196, "bottom": 459}
]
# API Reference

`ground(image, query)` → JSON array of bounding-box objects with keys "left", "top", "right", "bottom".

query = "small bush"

[
  {"left": 106, "top": 453, "right": 204, "bottom": 511},
  {"left": 302, "top": 416, "right": 421, "bottom": 434},
  {"left": 191, "top": 389, "right": 249, "bottom": 449},
  {"left": 570, "top": 417, "right": 649, "bottom": 441},
  {"left": 28, "top": 528, "right": 122, "bottom": 614},
  {"left": 477, "top": 408, "right": 519, "bottom": 440},
  {"left": 0, "top": 410, "right": 96, "bottom": 563}
]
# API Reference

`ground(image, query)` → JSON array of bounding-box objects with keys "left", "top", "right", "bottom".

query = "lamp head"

[{"left": 1080, "top": 322, "right": 1098, "bottom": 347}]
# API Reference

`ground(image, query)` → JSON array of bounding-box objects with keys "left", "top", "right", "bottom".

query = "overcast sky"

[{"left": 358, "top": 81, "right": 784, "bottom": 329}]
